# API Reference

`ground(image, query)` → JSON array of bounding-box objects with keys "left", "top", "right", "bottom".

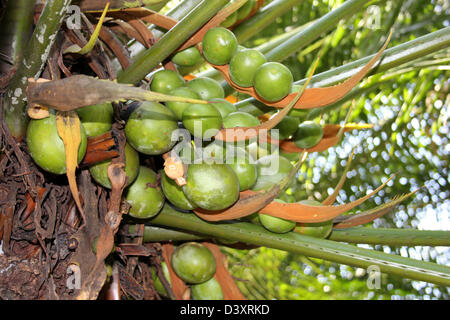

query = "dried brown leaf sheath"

[
  {"left": 195, "top": 173, "right": 395, "bottom": 223},
  {"left": 332, "top": 189, "right": 420, "bottom": 229},
  {"left": 194, "top": 189, "right": 275, "bottom": 222},
  {"left": 101, "top": 8, "right": 178, "bottom": 31},
  {"left": 276, "top": 124, "right": 373, "bottom": 153},
  {"left": 258, "top": 175, "right": 395, "bottom": 223}
]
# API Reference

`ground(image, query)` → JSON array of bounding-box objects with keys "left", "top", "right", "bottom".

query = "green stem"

[
  {"left": 130, "top": 225, "right": 205, "bottom": 242},
  {"left": 329, "top": 227, "right": 450, "bottom": 247},
  {"left": 149, "top": 205, "right": 450, "bottom": 286},
  {"left": 118, "top": 0, "right": 229, "bottom": 85},
  {"left": 232, "top": 0, "right": 300, "bottom": 43},
  {"left": 0, "top": 0, "right": 35, "bottom": 72},
  {"left": 3, "top": 0, "right": 73, "bottom": 140},
  {"left": 137, "top": 217, "right": 450, "bottom": 247},
  {"left": 264, "top": 0, "right": 370, "bottom": 62}
]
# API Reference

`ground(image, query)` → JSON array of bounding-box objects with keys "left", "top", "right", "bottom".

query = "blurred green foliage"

[{"left": 221, "top": 0, "right": 449, "bottom": 300}]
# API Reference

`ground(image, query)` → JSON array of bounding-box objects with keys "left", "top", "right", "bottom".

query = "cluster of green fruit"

[
  {"left": 201, "top": 26, "right": 325, "bottom": 150},
  {"left": 152, "top": 242, "right": 224, "bottom": 300},
  {"left": 25, "top": 105, "right": 166, "bottom": 219},
  {"left": 25, "top": 26, "right": 331, "bottom": 243},
  {"left": 202, "top": 27, "right": 293, "bottom": 102},
  {"left": 26, "top": 102, "right": 329, "bottom": 240}
]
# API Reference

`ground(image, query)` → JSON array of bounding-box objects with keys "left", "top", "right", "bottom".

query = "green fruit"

[
  {"left": 237, "top": 0, "right": 255, "bottom": 20},
  {"left": 125, "top": 166, "right": 165, "bottom": 219},
  {"left": 183, "top": 163, "right": 239, "bottom": 211},
  {"left": 226, "top": 149, "right": 257, "bottom": 191},
  {"left": 293, "top": 121, "right": 323, "bottom": 149},
  {"left": 259, "top": 213, "right": 296, "bottom": 233},
  {"left": 191, "top": 277, "right": 224, "bottom": 300},
  {"left": 242, "top": 212, "right": 261, "bottom": 225},
  {"left": 76, "top": 102, "right": 114, "bottom": 137},
  {"left": 259, "top": 199, "right": 295, "bottom": 233},
  {"left": 187, "top": 77, "right": 225, "bottom": 100},
  {"left": 294, "top": 200, "right": 333, "bottom": 238},
  {"left": 166, "top": 87, "right": 200, "bottom": 120},
  {"left": 220, "top": 10, "right": 237, "bottom": 28},
  {"left": 288, "top": 108, "right": 310, "bottom": 119},
  {"left": 160, "top": 170, "right": 196, "bottom": 210},
  {"left": 210, "top": 98, "right": 237, "bottom": 119},
  {"left": 171, "top": 242, "right": 216, "bottom": 284},
  {"left": 125, "top": 102, "right": 178, "bottom": 155},
  {"left": 237, "top": 45, "right": 247, "bottom": 52},
  {"left": 151, "top": 262, "right": 172, "bottom": 298},
  {"left": 272, "top": 114, "right": 300, "bottom": 140},
  {"left": 172, "top": 46, "right": 203, "bottom": 67},
  {"left": 26, "top": 112, "right": 87, "bottom": 175},
  {"left": 245, "top": 140, "right": 278, "bottom": 160},
  {"left": 254, "top": 62, "right": 293, "bottom": 102},
  {"left": 223, "top": 111, "right": 260, "bottom": 128},
  {"left": 182, "top": 103, "right": 222, "bottom": 140},
  {"left": 287, "top": 85, "right": 309, "bottom": 120},
  {"left": 202, "top": 27, "right": 238, "bottom": 65},
  {"left": 252, "top": 154, "right": 293, "bottom": 191},
  {"left": 228, "top": 160, "right": 257, "bottom": 191},
  {"left": 229, "top": 49, "right": 266, "bottom": 87},
  {"left": 237, "top": 101, "right": 269, "bottom": 117},
  {"left": 295, "top": 220, "right": 333, "bottom": 239},
  {"left": 150, "top": 69, "right": 185, "bottom": 94},
  {"left": 89, "top": 143, "right": 140, "bottom": 189}
]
